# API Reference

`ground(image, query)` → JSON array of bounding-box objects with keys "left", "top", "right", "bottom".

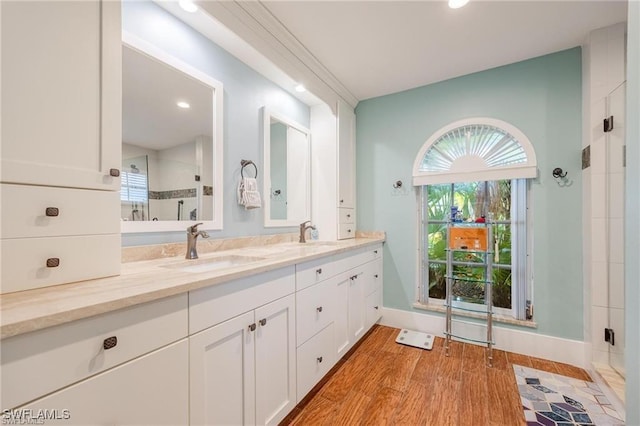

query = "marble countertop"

[{"left": 0, "top": 235, "right": 384, "bottom": 340}]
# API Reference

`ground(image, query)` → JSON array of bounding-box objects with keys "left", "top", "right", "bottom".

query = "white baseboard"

[{"left": 379, "top": 307, "right": 587, "bottom": 368}]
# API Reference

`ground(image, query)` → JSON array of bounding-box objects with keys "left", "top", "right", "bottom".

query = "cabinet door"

[
  {"left": 334, "top": 274, "right": 351, "bottom": 359},
  {"left": 190, "top": 312, "right": 256, "bottom": 426},
  {"left": 19, "top": 340, "right": 189, "bottom": 425},
  {"left": 337, "top": 100, "right": 355, "bottom": 209},
  {"left": 0, "top": 0, "right": 121, "bottom": 190},
  {"left": 365, "top": 289, "right": 382, "bottom": 331},
  {"left": 254, "top": 295, "right": 296, "bottom": 426},
  {"left": 348, "top": 272, "right": 366, "bottom": 343}
]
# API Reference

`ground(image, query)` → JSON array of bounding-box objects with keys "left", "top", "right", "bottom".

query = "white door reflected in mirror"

[{"left": 263, "top": 108, "right": 311, "bottom": 227}]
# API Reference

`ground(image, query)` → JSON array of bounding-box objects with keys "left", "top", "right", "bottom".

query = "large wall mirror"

[
  {"left": 121, "top": 32, "right": 223, "bottom": 233},
  {"left": 263, "top": 108, "right": 311, "bottom": 227}
]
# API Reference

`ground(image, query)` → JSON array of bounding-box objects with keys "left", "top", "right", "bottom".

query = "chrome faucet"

[
  {"left": 299, "top": 221, "right": 316, "bottom": 243},
  {"left": 186, "top": 223, "right": 209, "bottom": 259}
]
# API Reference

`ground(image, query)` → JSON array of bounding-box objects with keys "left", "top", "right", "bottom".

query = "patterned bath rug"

[{"left": 513, "top": 364, "right": 624, "bottom": 426}]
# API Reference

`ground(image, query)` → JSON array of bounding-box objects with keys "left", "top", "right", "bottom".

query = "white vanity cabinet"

[
  {"left": 189, "top": 267, "right": 297, "bottom": 426},
  {"left": 337, "top": 100, "right": 357, "bottom": 239},
  {"left": 18, "top": 340, "right": 189, "bottom": 426},
  {"left": 1, "top": 295, "right": 189, "bottom": 423},
  {"left": 295, "top": 243, "right": 383, "bottom": 402},
  {"left": 0, "top": 0, "right": 121, "bottom": 190},
  {"left": 0, "top": 0, "right": 122, "bottom": 293},
  {"left": 310, "top": 100, "right": 356, "bottom": 241}
]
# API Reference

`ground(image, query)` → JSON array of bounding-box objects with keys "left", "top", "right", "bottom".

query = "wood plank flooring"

[{"left": 282, "top": 325, "right": 592, "bottom": 426}]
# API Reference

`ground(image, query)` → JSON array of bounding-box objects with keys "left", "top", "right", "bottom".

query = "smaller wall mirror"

[{"left": 263, "top": 108, "right": 311, "bottom": 227}]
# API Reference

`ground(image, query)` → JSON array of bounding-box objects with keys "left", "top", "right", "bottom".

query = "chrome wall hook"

[{"left": 393, "top": 180, "right": 403, "bottom": 188}]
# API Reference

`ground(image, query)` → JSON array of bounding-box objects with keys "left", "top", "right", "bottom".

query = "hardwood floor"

[{"left": 282, "top": 325, "right": 592, "bottom": 426}]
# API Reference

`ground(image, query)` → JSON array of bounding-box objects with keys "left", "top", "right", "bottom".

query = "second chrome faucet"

[
  {"left": 299, "top": 221, "right": 316, "bottom": 243},
  {"left": 186, "top": 223, "right": 209, "bottom": 259}
]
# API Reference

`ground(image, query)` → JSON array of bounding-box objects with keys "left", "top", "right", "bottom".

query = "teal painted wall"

[
  {"left": 356, "top": 48, "right": 583, "bottom": 340},
  {"left": 121, "top": 1, "right": 309, "bottom": 246},
  {"left": 625, "top": 1, "right": 640, "bottom": 422}
]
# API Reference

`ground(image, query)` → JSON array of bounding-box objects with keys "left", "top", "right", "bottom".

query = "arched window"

[
  {"left": 413, "top": 118, "right": 537, "bottom": 185},
  {"left": 414, "top": 118, "right": 536, "bottom": 321}
]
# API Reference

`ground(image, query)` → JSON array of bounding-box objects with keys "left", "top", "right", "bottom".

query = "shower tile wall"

[{"left": 583, "top": 23, "right": 626, "bottom": 369}]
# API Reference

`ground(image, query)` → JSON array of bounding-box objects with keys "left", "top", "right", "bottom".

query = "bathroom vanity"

[{"left": 0, "top": 238, "right": 384, "bottom": 425}]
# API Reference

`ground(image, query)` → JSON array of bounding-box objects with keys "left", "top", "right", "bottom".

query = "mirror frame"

[
  {"left": 121, "top": 31, "right": 224, "bottom": 233},
  {"left": 262, "top": 107, "right": 311, "bottom": 227}
]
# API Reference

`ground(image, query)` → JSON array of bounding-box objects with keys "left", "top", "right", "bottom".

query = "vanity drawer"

[
  {"left": 364, "top": 258, "right": 383, "bottom": 296},
  {"left": 0, "top": 294, "right": 188, "bottom": 410},
  {"left": 296, "top": 323, "right": 335, "bottom": 403},
  {"left": 0, "top": 184, "right": 119, "bottom": 238},
  {"left": 295, "top": 256, "right": 336, "bottom": 291},
  {"left": 333, "top": 244, "right": 382, "bottom": 274},
  {"left": 1, "top": 234, "right": 120, "bottom": 294},
  {"left": 189, "top": 266, "right": 295, "bottom": 334},
  {"left": 338, "top": 207, "right": 355, "bottom": 224},
  {"left": 365, "top": 289, "right": 382, "bottom": 330},
  {"left": 338, "top": 222, "right": 355, "bottom": 240},
  {"left": 296, "top": 277, "right": 336, "bottom": 346}
]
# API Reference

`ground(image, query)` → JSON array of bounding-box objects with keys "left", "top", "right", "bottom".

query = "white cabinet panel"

[
  {"left": 348, "top": 271, "right": 366, "bottom": 343},
  {"left": 255, "top": 295, "right": 296, "bottom": 426},
  {"left": 296, "top": 323, "right": 335, "bottom": 402},
  {"left": 1, "top": 234, "right": 121, "bottom": 294},
  {"left": 1, "top": 294, "right": 188, "bottom": 410},
  {"left": 337, "top": 100, "right": 355, "bottom": 210},
  {"left": 334, "top": 273, "right": 351, "bottom": 359},
  {"left": 18, "top": 340, "right": 189, "bottom": 426},
  {"left": 365, "top": 289, "right": 382, "bottom": 331},
  {"left": 0, "top": 0, "right": 121, "bottom": 190},
  {"left": 1, "top": 184, "right": 119, "bottom": 238},
  {"left": 338, "top": 207, "right": 355, "bottom": 224},
  {"left": 295, "top": 256, "right": 336, "bottom": 291},
  {"left": 338, "top": 222, "right": 356, "bottom": 240},
  {"left": 190, "top": 311, "right": 255, "bottom": 426},
  {"left": 190, "top": 291, "right": 295, "bottom": 426},
  {"left": 189, "top": 266, "right": 295, "bottom": 334},
  {"left": 296, "top": 278, "right": 335, "bottom": 345}
]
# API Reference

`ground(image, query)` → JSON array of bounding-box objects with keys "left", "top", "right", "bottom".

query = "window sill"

[{"left": 412, "top": 302, "right": 538, "bottom": 329}]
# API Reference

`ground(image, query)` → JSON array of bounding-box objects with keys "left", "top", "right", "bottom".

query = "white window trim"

[{"left": 412, "top": 117, "right": 538, "bottom": 186}]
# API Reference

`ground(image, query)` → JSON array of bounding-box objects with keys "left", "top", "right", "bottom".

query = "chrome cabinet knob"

[
  {"left": 109, "top": 168, "right": 120, "bottom": 177},
  {"left": 248, "top": 323, "right": 256, "bottom": 332},
  {"left": 316, "top": 306, "right": 323, "bottom": 313},
  {"left": 259, "top": 318, "right": 267, "bottom": 326}
]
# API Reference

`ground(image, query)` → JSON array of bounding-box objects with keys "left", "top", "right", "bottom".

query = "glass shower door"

[{"left": 606, "top": 82, "right": 625, "bottom": 377}]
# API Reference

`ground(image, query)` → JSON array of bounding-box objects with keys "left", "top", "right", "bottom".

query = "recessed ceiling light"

[
  {"left": 294, "top": 84, "right": 306, "bottom": 93},
  {"left": 448, "top": 0, "right": 469, "bottom": 9},
  {"left": 179, "top": 0, "right": 198, "bottom": 13},
  {"left": 177, "top": 101, "right": 191, "bottom": 109}
]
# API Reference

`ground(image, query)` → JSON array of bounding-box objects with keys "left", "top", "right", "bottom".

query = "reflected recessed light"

[
  {"left": 177, "top": 101, "right": 191, "bottom": 109},
  {"left": 179, "top": 0, "right": 198, "bottom": 13},
  {"left": 448, "top": 0, "right": 469, "bottom": 9},
  {"left": 295, "top": 84, "right": 306, "bottom": 93}
]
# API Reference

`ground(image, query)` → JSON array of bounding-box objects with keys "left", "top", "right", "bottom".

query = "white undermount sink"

[{"left": 161, "top": 255, "right": 266, "bottom": 273}]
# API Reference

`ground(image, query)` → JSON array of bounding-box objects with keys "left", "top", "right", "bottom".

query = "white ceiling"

[{"left": 260, "top": 0, "right": 628, "bottom": 101}]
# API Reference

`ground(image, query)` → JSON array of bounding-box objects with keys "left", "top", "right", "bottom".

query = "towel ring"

[{"left": 240, "top": 160, "right": 258, "bottom": 178}]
